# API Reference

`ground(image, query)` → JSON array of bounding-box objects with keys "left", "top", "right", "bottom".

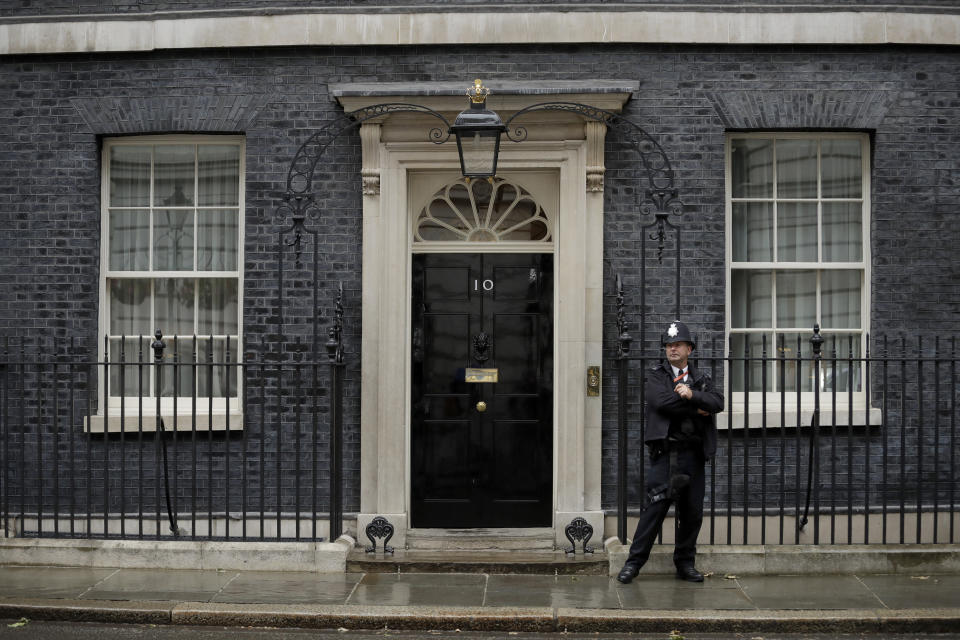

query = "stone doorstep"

[
  {"left": 0, "top": 535, "right": 356, "bottom": 573},
  {"left": 605, "top": 538, "right": 960, "bottom": 576}
]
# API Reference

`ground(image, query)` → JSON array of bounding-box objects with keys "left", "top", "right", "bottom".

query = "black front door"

[{"left": 411, "top": 253, "right": 553, "bottom": 528}]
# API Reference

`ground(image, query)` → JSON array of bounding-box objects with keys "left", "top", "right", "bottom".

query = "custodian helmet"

[{"left": 661, "top": 320, "right": 696, "bottom": 350}]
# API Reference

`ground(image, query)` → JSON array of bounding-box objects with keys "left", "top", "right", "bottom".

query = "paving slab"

[
  {"left": 857, "top": 573, "right": 960, "bottom": 609},
  {"left": 736, "top": 575, "right": 885, "bottom": 610},
  {"left": 81, "top": 568, "right": 237, "bottom": 602},
  {"left": 484, "top": 574, "right": 621, "bottom": 609},
  {"left": 0, "top": 567, "right": 116, "bottom": 599},
  {"left": 349, "top": 572, "right": 488, "bottom": 607},
  {"left": 615, "top": 577, "right": 757, "bottom": 610},
  {"left": 212, "top": 571, "right": 364, "bottom": 605}
]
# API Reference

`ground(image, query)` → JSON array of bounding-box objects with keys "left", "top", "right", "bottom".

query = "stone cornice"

[
  {"left": 1, "top": 10, "right": 959, "bottom": 55},
  {"left": 331, "top": 81, "right": 638, "bottom": 115}
]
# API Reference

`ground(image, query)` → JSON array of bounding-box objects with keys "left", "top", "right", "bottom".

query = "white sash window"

[
  {"left": 100, "top": 136, "right": 244, "bottom": 420},
  {"left": 726, "top": 133, "right": 870, "bottom": 413}
]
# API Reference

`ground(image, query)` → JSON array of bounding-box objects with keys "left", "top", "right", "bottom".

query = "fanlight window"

[{"left": 415, "top": 177, "right": 552, "bottom": 243}]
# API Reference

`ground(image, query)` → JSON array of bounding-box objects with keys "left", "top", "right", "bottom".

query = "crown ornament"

[{"left": 466, "top": 79, "right": 491, "bottom": 104}]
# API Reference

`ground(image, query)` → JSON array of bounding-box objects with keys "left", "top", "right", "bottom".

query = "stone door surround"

[{"left": 333, "top": 80, "right": 636, "bottom": 550}]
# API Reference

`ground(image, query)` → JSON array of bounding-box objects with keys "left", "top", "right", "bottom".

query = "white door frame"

[{"left": 353, "top": 105, "right": 613, "bottom": 549}]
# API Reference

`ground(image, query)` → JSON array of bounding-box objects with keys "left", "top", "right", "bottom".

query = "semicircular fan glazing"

[{"left": 414, "top": 177, "right": 552, "bottom": 244}]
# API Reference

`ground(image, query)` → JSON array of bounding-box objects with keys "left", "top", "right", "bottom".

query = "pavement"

[{"left": 0, "top": 565, "right": 958, "bottom": 633}]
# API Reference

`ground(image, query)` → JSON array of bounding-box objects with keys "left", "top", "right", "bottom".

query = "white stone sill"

[
  {"left": 719, "top": 406, "right": 882, "bottom": 430},
  {"left": 84, "top": 412, "right": 243, "bottom": 433}
]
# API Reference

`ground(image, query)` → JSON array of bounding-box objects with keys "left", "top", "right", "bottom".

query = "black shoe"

[
  {"left": 675, "top": 565, "right": 704, "bottom": 582},
  {"left": 616, "top": 564, "right": 640, "bottom": 584}
]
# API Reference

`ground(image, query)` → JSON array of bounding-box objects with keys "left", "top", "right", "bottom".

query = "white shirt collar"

[{"left": 672, "top": 364, "right": 688, "bottom": 378}]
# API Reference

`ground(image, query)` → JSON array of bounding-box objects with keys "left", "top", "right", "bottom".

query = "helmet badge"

[{"left": 667, "top": 323, "right": 679, "bottom": 338}]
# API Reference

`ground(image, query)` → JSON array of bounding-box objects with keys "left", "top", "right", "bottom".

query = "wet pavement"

[
  {"left": 0, "top": 566, "right": 957, "bottom": 632},
  {"left": 1, "top": 566, "right": 958, "bottom": 610}
]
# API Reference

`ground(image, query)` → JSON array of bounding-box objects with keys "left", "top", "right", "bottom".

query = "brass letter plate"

[{"left": 465, "top": 367, "right": 499, "bottom": 383}]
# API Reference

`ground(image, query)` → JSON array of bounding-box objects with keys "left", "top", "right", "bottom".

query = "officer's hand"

[
  {"left": 674, "top": 383, "right": 693, "bottom": 400},
  {"left": 697, "top": 409, "right": 710, "bottom": 416}
]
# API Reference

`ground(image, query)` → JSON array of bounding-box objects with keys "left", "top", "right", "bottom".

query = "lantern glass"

[{"left": 456, "top": 130, "right": 501, "bottom": 178}]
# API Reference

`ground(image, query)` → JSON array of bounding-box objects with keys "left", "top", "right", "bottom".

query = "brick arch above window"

[
  {"left": 705, "top": 90, "right": 898, "bottom": 130},
  {"left": 70, "top": 95, "right": 271, "bottom": 135}
]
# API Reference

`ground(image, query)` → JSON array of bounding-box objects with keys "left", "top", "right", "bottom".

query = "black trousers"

[{"left": 625, "top": 445, "right": 706, "bottom": 569}]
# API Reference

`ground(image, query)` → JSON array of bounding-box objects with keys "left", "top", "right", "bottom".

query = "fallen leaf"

[
  {"left": 724, "top": 574, "right": 738, "bottom": 579},
  {"left": 337, "top": 628, "right": 348, "bottom": 633},
  {"left": 911, "top": 576, "right": 930, "bottom": 580},
  {"left": 7, "top": 618, "right": 28, "bottom": 629}
]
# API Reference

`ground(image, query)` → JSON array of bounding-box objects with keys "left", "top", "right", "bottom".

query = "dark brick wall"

[{"left": 0, "top": 43, "right": 958, "bottom": 527}]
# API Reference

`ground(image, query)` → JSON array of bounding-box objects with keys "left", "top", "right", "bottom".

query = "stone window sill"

[
  {"left": 719, "top": 406, "right": 882, "bottom": 430},
  {"left": 84, "top": 412, "right": 243, "bottom": 434}
]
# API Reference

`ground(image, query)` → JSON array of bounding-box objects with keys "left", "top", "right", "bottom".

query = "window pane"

[
  {"left": 109, "top": 146, "right": 151, "bottom": 207},
  {"left": 779, "top": 332, "right": 814, "bottom": 392},
  {"left": 776, "top": 139, "right": 817, "bottom": 198},
  {"left": 822, "top": 202, "right": 862, "bottom": 262},
  {"left": 777, "top": 202, "right": 818, "bottom": 262},
  {"left": 732, "top": 202, "right": 773, "bottom": 262},
  {"left": 731, "top": 138, "right": 773, "bottom": 198},
  {"left": 154, "top": 278, "right": 194, "bottom": 335},
  {"left": 153, "top": 209, "right": 194, "bottom": 270},
  {"left": 197, "top": 337, "right": 239, "bottom": 398},
  {"left": 160, "top": 336, "right": 196, "bottom": 398},
  {"left": 154, "top": 145, "right": 195, "bottom": 207},
  {"left": 729, "top": 333, "right": 767, "bottom": 392},
  {"left": 822, "top": 270, "right": 861, "bottom": 329},
  {"left": 109, "top": 337, "right": 151, "bottom": 398},
  {"left": 821, "top": 333, "right": 862, "bottom": 392},
  {"left": 198, "top": 145, "right": 240, "bottom": 206},
  {"left": 821, "top": 139, "right": 862, "bottom": 198},
  {"left": 109, "top": 279, "right": 150, "bottom": 336},
  {"left": 198, "top": 279, "right": 238, "bottom": 335},
  {"left": 776, "top": 270, "right": 816, "bottom": 328},
  {"left": 731, "top": 270, "right": 772, "bottom": 328},
  {"left": 197, "top": 209, "right": 238, "bottom": 271},
  {"left": 109, "top": 209, "right": 149, "bottom": 271}
]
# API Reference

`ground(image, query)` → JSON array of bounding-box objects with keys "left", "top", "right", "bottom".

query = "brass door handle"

[{"left": 476, "top": 401, "right": 487, "bottom": 413}]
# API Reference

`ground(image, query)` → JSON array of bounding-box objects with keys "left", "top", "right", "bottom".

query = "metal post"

[
  {"left": 615, "top": 274, "right": 631, "bottom": 545},
  {"left": 326, "top": 282, "right": 345, "bottom": 542}
]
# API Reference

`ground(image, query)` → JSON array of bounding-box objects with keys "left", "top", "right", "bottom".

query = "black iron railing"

[
  {"left": 0, "top": 324, "right": 346, "bottom": 542},
  {"left": 613, "top": 319, "right": 959, "bottom": 545}
]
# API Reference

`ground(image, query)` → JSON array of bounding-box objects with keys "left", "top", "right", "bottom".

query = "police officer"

[{"left": 617, "top": 320, "right": 724, "bottom": 584}]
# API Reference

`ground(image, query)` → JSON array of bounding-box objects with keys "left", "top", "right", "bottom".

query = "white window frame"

[
  {"left": 94, "top": 135, "right": 244, "bottom": 430},
  {"left": 724, "top": 132, "right": 872, "bottom": 425}
]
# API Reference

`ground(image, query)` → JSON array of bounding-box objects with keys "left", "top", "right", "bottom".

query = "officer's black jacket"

[{"left": 642, "top": 360, "right": 724, "bottom": 460}]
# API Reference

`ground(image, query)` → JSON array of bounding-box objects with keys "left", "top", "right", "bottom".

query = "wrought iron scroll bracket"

[
  {"left": 277, "top": 104, "right": 453, "bottom": 256},
  {"left": 364, "top": 516, "right": 395, "bottom": 554},
  {"left": 503, "top": 102, "right": 684, "bottom": 245},
  {"left": 563, "top": 517, "right": 595, "bottom": 554}
]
